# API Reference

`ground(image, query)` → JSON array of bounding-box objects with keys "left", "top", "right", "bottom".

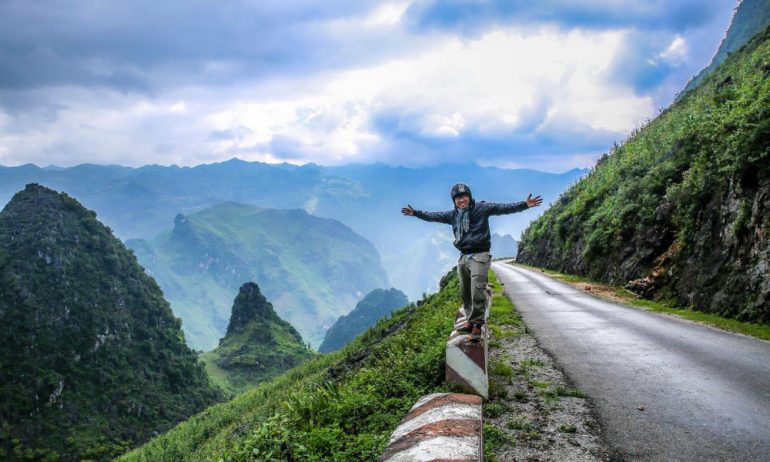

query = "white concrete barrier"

[
  {"left": 446, "top": 286, "right": 492, "bottom": 398},
  {"left": 378, "top": 393, "right": 483, "bottom": 462}
]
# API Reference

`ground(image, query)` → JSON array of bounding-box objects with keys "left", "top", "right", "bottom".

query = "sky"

[{"left": 0, "top": 0, "right": 738, "bottom": 172}]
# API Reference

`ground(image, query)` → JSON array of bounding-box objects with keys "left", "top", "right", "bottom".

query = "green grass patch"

[
  {"left": 483, "top": 424, "right": 516, "bottom": 455},
  {"left": 513, "top": 390, "right": 528, "bottom": 402},
  {"left": 506, "top": 416, "right": 534, "bottom": 431},
  {"left": 529, "top": 380, "right": 550, "bottom": 389},
  {"left": 558, "top": 424, "right": 577, "bottom": 434},
  {"left": 483, "top": 403, "right": 510, "bottom": 419},
  {"left": 488, "top": 271, "right": 522, "bottom": 327},
  {"left": 489, "top": 360, "right": 515, "bottom": 378}
]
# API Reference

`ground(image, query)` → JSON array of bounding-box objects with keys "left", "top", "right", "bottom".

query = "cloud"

[
  {"left": 0, "top": 0, "right": 421, "bottom": 93},
  {"left": 404, "top": 0, "right": 732, "bottom": 35},
  {"left": 0, "top": 0, "right": 739, "bottom": 172}
]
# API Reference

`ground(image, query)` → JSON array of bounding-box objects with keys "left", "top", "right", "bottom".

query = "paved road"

[{"left": 492, "top": 262, "right": 770, "bottom": 462}]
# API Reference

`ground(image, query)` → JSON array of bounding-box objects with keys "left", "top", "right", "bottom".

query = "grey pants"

[{"left": 457, "top": 251, "right": 491, "bottom": 326}]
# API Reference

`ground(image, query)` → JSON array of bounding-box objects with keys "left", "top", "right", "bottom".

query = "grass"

[
  {"left": 483, "top": 403, "right": 509, "bottom": 419},
  {"left": 506, "top": 416, "right": 533, "bottom": 431},
  {"left": 515, "top": 262, "right": 770, "bottom": 342},
  {"left": 119, "top": 273, "right": 464, "bottom": 461},
  {"left": 489, "top": 360, "right": 515, "bottom": 378}
]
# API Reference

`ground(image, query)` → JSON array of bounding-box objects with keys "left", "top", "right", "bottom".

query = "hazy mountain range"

[
  {"left": 126, "top": 202, "right": 388, "bottom": 350},
  {"left": 0, "top": 162, "right": 584, "bottom": 301}
]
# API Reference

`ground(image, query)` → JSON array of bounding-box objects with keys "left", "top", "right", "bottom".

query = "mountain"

[
  {"left": 126, "top": 202, "right": 389, "bottom": 350},
  {"left": 517, "top": 25, "right": 770, "bottom": 324},
  {"left": 200, "top": 283, "right": 316, "bottom": 395},
  {"left": 319, "top": 163, "right": 586, "bottom": 297},
  {"left": 0, "top": 161, "right": 584, "bottom": 300},
  {"left": 318, "top": 288, "right": 409, "bottom": 353},
  {"left": 681, "top": 0, "right": 770, "bottom": 95},
  {"left": 0, "top": 184, "right": 222, "bottom": 462},
  {"left": 118, "top": 270, "right": 462, "bottom": 461},
  {"left": 491, "top": 233, "right": 518, "bottom": 258},
  {"left": 0, "top": 159, "right": 364, "bottom": 242}
]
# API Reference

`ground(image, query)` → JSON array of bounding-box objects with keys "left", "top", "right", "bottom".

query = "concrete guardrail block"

[{"left": 378, "top": 392, "right": 483, "bottom": 462}]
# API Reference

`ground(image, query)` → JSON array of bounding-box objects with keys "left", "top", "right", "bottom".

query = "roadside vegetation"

[
  {"left": 518, "top": 25, "right": 770, "bottom": 325},
  {"left": 514, "top": 262, "right": 770, "bottom": 342},
  {"left": 119, "top": 272, "right": 462, "bottom": 461}
]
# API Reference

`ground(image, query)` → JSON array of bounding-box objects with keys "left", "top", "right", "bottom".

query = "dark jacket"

[{"left": 414, "top": 199, "right": 528, "bottom": 254}]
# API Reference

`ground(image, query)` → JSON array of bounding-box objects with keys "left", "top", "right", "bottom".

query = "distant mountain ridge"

[
  {"left": 0, "top": 160, "right": 584, "bottom": 299},
  {"left": 681, "top": 0, "right": 770, "bottom": 95},
  {"left": 200, "top": 283, "right": 315, "bottom": 395},
  {"left": 0, "top": 184, "right": 222, "bottom": 461},
  {"left": 318, "top": 288, "right": 409, "bottom": 353},
  {"left": 127, "top": 201, "right": 389, "bottom": 350}
]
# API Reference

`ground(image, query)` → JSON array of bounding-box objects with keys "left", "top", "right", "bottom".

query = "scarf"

[{"left": 454, "top": 207, "right": 470, "bottom": 243}]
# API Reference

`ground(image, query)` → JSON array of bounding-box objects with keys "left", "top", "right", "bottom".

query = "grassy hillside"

[
  {"left": 518, "top": 26, "right": 770, "bottom": 323},
  {"left": 119, "top": 271, "right": 461, "bottom": 461}
]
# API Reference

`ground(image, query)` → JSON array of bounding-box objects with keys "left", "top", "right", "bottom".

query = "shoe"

[
  {"left": 468, "top": 325, "right": 483, "bottom": 342},
  {"left": 456, "top": 321, "right": 473, "bottom": 334}
]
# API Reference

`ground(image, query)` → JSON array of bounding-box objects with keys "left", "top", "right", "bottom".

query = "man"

[{"left": 402, "top": 183, "right": 542, "bottom": 340}]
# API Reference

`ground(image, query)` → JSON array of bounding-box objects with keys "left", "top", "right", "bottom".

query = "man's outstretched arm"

[
  {"left": 486, "top": 193, "right": 543, "bottom": 215},
  {"left": 402, "top": 205, "right": 453, "bottom": 224}
]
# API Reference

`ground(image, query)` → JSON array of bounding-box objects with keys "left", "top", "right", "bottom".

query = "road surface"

[{"left": 492, "top": 262, "right": 770, "bottom": 461}]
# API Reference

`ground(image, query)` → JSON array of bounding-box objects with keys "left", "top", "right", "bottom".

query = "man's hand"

[
  {"left": 401, "top": 204, "right": 415, "bottom": 216},
  {"left": 526, "top": 194, "right": 543, "bottom": 208}
]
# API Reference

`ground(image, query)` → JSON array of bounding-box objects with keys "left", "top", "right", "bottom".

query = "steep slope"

[
  {"left": 0, "top": 184, "right": 222, "bottom": 462},
  {"left": 682, "top": 0, "right": 770, "bottom": 95},
  {"left": 127, "top": 202, "right": 388, "bottom": 350},
  {"left": 119, "top": 271, "right": 459, "bottom": 461},
  {"left": 318, "top": 288, "right": 409, "bottom": 353},
  {"left": 518, "top": 26, "right": 770, "bottom": 323},
  {"left": 200, "top": 283, "right": 316, "bottom": 395}
]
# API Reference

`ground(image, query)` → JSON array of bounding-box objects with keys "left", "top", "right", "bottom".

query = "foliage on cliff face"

[
  {"left": 200, "top": 282, "right": 317, "bottom": 395},
  {"left": 119, "top": 272, "right": 460, "bottom": 462},
  {"left": 0, "top": 184, "right": 223, "bottom": 461},
  {"left": 518, "top": 26, "right": 770, "bottom": 323}
]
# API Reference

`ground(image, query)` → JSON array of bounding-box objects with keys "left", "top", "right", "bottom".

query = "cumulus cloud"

[{"left": 0, "top": 0, "right": 739, "bottom": 171}]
